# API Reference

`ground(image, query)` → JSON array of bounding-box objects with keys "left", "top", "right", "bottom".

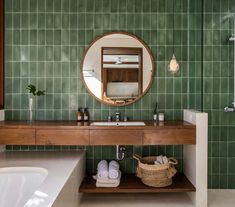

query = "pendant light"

[{"left": 168, "top": 0, "right": 179, "bottom": 74}]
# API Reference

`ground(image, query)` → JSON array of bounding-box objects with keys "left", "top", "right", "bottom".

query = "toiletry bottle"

[
  {"left": 158, "top": 112, "right": 165, "bottom": 122},
  {"left": 77, "top": 108, "right": 83, "bottom": 122},
  {"left": 153, "top": 102, "right": 158, "bottom": 121},
  {"left": 83, "top": 108, "right": 89, "bottom": 121}
]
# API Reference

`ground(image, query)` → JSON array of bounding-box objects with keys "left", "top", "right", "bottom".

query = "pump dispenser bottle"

[
  {"left": 153, "top": 102, "right": 158, "bottom": 121},
  {"left": 77, "top": 108, "right": 83, "bottom": 122}
]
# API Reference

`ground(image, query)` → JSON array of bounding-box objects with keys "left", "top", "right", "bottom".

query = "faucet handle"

[{"left": 107, "top": 115, "right": 112, "bottom": 122}]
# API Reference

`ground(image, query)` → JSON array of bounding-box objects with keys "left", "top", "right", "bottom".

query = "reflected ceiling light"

[
  {"left": 168, "top": 0, "right": 179, "bottom": 74},
  {"left": 115, "top": 57, "right": 122, "bottom": 64}
]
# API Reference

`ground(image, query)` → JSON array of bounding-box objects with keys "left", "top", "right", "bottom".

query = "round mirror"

[{"left": 81, "top": 32, "right": 154, "bottom": 106}]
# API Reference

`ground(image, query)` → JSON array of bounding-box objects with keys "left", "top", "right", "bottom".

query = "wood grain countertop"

[{"left": 0, "top": 120, "right": 195, "bottom": 130}]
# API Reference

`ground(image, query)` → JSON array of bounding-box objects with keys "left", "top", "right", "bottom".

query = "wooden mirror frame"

[
  {"left": 0, "top": 0, "right": 4, "bottom": 109},
  {"left": 81, "top": 32, "right": 155, "bottom": 107}
]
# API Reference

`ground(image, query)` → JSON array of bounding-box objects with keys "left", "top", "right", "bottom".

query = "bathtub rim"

[{"left": 0, "top": 166, "right": 48, "bottom": 176}]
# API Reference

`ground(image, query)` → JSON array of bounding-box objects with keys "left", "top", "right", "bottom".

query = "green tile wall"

[
  {"left": 4, "top": 0, "right": 192, "bottom": 175},
  {"left": 4, "top": 0, "right": 191, "bottom": 121},
  {"left": 5, "top": 0, "right": 235, "bottom": 189},
  {"left": 203, "top": 0, "right": 235, "bottom": 189}
]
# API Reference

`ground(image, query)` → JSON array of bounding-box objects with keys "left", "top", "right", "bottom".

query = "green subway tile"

[
  {"left": 150, "top": 0, "right": 158, "bottom": 12},
  {"left": 13, "top": 14, "right": 20, "bottom": 28},
  {"left": 21, "top": 30, "right": 29, "bottom": 45},
  {"left": 110, "top": 0, "right": 118, "bottom": 12},
  {"left": 29, "top": 0, "right": 37, "bottom": 12},
  {"left": 126, "top": 0, "right": 134, "bottom": 12},
  {"left": 86, "top": 0, "right": 94, "bottom": 12},
  {"left": 5, "top": 45, "right": 13, "bottom": 61},
  {"left": 14, "top": 0, "right": 21, "bottom": 12},
  {"left": 54, "top": 78, "right": 62, "bottom": 93},
  {"left": 5, "top": 13, "right": 12, "bottom": 29},
  {"left": 102, "top": 0, "right": 110, "bottom": 12},
  {"left": 38, "top": 31, "right": 45, "bottom": 45},
  {"left": 53, "top": 0, "right": 61, "bottom": 12},
  {"left": 46, "top": 94, "right": 53, "bottom": 109},
  {"left": 86, "top": 14, "right": 94, "bottom": 29},
  {"left": 54, "top": 94, "right": 62, "bottom": 109},
  {"left": 62, "top": 14, "right": 69, "bottom": 29},
  {"left": 30, "top": 30, "right": 37, "bottom": 45},
  {"left": 37, "top": 0, "right": 45, "bottom": 12},
  {"left": 54, "top": 14, "right": 62, "bottom": 28},
  {"left": 53, "top": 30, "right": 61, "bottom": 45},
  {"left": 70, "top": 14, "right": 78, "bottom": 28},
  {"left": 5, "top": 0, "right": 13, "bottom": 12},
  {"left": 228, "top": 158, "right": 235, "bottom": 174},
  {"left": 134, "top": 0, "right": 142, "bottom": 12}
]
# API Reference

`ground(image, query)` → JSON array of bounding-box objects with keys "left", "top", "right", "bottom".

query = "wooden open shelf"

[{"left": 79, "top": 173, "right": 196, "bottom": 193}]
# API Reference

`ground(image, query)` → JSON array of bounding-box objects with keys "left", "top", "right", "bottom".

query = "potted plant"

[{"left": 26, "top": 84, "right": 45, "bottom": 121}]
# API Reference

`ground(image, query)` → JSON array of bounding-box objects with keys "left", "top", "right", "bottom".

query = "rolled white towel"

[
  {"left": 109, "top": 160, "right": 120, "bottom": 179},
  {"left": 156, "top": 155, "right": 163, "bottom": 164},
  {"left": 162, "top": 156, "right": 168, "bottom": 164},
  {"left": 97, "top": 160, "right": 109, "bottom": 179},
  {"left": 96, "top": 171, "right": 122, "bottom": 188},
  {"left": 154, "top": 155, "right": 168, "bottom": 165}
]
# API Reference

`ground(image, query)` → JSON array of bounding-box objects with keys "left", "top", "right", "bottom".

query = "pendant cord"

[{"left": 173, "top": 0, "right": 175, "bottom": 54}]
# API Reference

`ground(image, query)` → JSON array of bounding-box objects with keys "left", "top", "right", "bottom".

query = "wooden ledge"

[{"left": 79, "top": 173, "right": 196, "bottom": 193}]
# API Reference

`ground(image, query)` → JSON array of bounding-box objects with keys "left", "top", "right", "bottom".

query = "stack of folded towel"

[
  {"left": 154, "top": 155, "right": 168, "bottom": 165},
  {"left": 94, "top": 160, "right": 121, "bottom": 187}
]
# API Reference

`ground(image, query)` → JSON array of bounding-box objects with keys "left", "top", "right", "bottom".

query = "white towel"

[
  {"left": 95, "top": 171, "right": 121, "bottom": 188},
  {"left": 97, "top": 160, "right": 109, "bottom": 179},
  {"left": 162, "top": 156, "right": 168, "bottom": 164},
  {"left": 108, "top": 160, "right": 120, "bottom": 179},
  {"left": 96, "top": 180, "right": 120, "bottom": 188},
  {"left": 154, "top": 155, "right": 168, "bottom": 165}
]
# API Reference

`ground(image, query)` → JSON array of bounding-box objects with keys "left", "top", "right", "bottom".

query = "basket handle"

[
  {"left": 133, "top": 154, "right": 142, "bottom": 161},
  {"left": 168, "top": 157, "right": 178, "bottom": 165}
]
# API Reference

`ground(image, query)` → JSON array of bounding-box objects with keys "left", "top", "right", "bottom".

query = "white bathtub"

[
  {"left": 0, "top": 151, "right": 85, "bottom": 207},
  {"left": 0, "top": 167, "right": 48, "bottom": 207}
]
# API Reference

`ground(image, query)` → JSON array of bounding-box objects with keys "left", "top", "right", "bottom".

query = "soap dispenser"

[
  {"left": 77, "top": 107, "right": 83, "bottom": 122},
  {"left": 153, "top": 102, "right": 158, "bottom": 121},
  {"left": 83, "top": 108, "right": 89, "bottom": 121}
]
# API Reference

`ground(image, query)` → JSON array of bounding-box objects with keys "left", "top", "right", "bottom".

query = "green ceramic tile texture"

[
  {"left": 203, "top": 0, "right": 235, "bottom": 189},
  {"left": 4, "top": 0, "right": 235, "bottom": 188}
]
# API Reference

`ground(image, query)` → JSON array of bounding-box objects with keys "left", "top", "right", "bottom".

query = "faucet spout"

[
  {"left": 115, "top": 112, "right": 120, "bottom": 122},
  {"left": 224, "top": 102, "right": 235, "bottom": 112}
]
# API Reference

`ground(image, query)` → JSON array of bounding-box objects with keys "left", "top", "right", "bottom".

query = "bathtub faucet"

[{"left": 224, "top": 102, "right": 235, "bottom": 112}]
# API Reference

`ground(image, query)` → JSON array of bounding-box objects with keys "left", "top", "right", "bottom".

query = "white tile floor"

[{"left": 80, "top": 190, "right": 235, "bottom": 207}]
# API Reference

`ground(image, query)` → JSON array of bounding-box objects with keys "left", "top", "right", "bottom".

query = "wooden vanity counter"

[{"left": 0, "top": 121, "right": 196, "bottom": 145}]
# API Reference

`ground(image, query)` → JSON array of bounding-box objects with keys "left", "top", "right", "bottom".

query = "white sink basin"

[{"left": 90, "top": 121, "right": 145, "bottom": 126}]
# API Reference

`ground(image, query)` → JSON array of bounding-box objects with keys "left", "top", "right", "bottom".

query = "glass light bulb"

[{"left": 168, "top": 54, "right": 179, "bottom": 74}]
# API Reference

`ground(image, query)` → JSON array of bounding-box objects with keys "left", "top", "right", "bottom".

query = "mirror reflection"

[{"left": 82, "top": 33, "right": 154, "bottom": 106}]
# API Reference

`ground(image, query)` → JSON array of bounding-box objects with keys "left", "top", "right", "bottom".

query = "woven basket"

[{"left": 133, "top": 154, "right": 178, "bottom": 188}]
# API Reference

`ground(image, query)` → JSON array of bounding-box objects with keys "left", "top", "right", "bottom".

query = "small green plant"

[{"left": 26, "top": 84, "right": 45, "bottom": 96}]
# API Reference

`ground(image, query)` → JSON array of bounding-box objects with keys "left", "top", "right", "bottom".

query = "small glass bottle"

[
  {"left": 158, "top": 112, "right": 165, "bottom": 122},
  {"left": 83, "top": 108, "right": 89, "bottom": 121},
  {"left": 77, "top": 107, "right": 83, "bottom": 122},
  {"left": 153, "top": 102, "right": 158, "bottom": 121}
]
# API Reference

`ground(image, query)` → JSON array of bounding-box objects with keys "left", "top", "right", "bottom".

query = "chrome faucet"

[
  {"left": 107, "top": 115, "right": 112, "bottom": 122},
  {"left": 224, "top": 102, "right": 235, "bottom": 112},
  {"left": 115, "top": 112, "right": 120, "bottom": 122}
]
